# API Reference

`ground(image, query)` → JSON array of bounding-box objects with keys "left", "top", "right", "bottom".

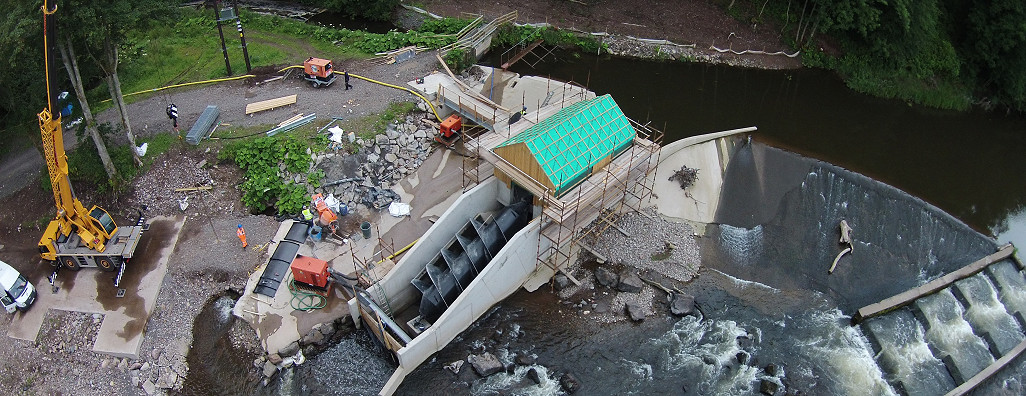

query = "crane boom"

[{"left": 35, "top": 1, "right": 145, "bottom": 280}]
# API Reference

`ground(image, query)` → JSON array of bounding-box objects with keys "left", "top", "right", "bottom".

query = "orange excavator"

[{"left": 35, "top": 0, "right": 147, "bottom": 286}]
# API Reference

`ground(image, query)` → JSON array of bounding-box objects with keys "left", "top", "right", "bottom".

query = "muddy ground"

[{"left": 0, "top": 2, "right": 806, "bottom": 394}]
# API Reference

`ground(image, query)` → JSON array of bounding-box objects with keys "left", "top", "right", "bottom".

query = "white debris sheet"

[{"left": 388, "top": 202, "right": 411, "bottom": 217}]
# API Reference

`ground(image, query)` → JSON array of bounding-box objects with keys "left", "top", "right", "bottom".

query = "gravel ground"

[
  {"left": 590, "top": 208, "right": 702, "bottom": 283},
  {"left": 96, "top": 54, "right": 442, "bottom": 146},
  {"left": 553, "top": 207, "right": 702, "bottom": 324}
]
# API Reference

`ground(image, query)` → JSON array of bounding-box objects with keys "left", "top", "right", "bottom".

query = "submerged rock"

[
  {"left": 515, "top": 353, "right": 536, "bottom": 366},
  {"left": 527, "top": 367, "right": 542, "bottom": 384},
  {"left": 670, "top": 292, "right": 696, "bottom": 316},
  {"left": 760, "top": 379, "right": 779, "bottom": 395},
  {"left": 560, "top": 372, "right": 582, "bottom": 394},
  {"left": 468, "top": 353, "right": 503, "bottom": 377}
]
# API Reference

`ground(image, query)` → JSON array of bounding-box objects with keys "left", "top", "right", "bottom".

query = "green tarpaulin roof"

[{"left": 496, "top": 94, "right": 636, "bottom": 196}]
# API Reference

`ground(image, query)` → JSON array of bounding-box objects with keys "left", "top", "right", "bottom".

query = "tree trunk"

[
  {"left": 104, "top": 36, "right": 142, "bottom": 167},
  {"left": 57, "top": 37, "right": 118, "bottom": 180}
]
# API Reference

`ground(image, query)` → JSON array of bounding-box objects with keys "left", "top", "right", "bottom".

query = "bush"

[{"left": 221, "top": 134, "right": 320, "bottom": 214}]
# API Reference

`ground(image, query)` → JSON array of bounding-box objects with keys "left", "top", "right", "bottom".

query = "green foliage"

[
  {"left": 443, "top": 48, "right": 473, "bottom": 73},
  {"left": 242, "top": 11, "right": 455, "bottom": 54},
  {"left": 494, "top": 25, "right": 605, "bottom": 54},
  {"left": 961, "top": 2, "right": 1026, "bottom": 111},
  {"left": 417, "top": 18, "right": 476, "bottom": 35},
  {"left": 373, "top": 101, "right": 416, "bottom": 135},
  {"left": 221, "top": 134, "right": 320, "bottom": 214},
  {"left": 293, "top": 0, "right": 399, "bottom": 21}
]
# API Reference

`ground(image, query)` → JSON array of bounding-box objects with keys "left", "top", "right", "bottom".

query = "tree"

[
  {"left": 0, "top": 3, "right": 46, "bottom": 131},
  {"left": 56, "top": 35, "right": 117, "bottom": 179},
  {"left": 61, "top": 0, "right": 176, "bottom": 168},
  {"left": 962, "top": 1, "right": 1026, "bottom": 111}
]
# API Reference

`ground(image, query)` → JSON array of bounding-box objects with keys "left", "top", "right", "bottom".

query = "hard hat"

[{"left": 238, "top": 224, "right": 242, "bottom": 228}]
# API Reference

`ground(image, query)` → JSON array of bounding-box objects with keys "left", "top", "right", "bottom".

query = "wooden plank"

[
  {"left": 245, "top": 94, "right": 297, "bottom": 115},
  {"left": 853, "top": 244, "right": 1015, "bottom": 323},
  {"left": 174, "top": 186, "right": 212, "bottom": 192},
  {"left": 944, "top": 337, "right": 1026, "bottom": 396},
  {"left": 502, "top": 39, "right": 544, "bottom": 69}
]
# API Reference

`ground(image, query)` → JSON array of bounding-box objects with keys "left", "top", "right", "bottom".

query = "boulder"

[
  {"left": 468, "top": 353, "right": 504, "bottom": 377},
  {"left": 279, "top": 341, "right": 300, "bottom": 357},
  {"left": 617, "top": 271, "right": 644, "bottom": 293},
  {"left": 670, "top": 293, "right": 696, "bottom": 316},
  {"left": 375, "top": 134, "right": 389, "bottom": 146},
  {"left": 554, "top": 274, "right": 570, "bottom": 290},
  {"left": 267, "top": 353, "right": 283, "bottom": 365},
  {"left": 384, "top": 152, "right": 398, "bottom": 163},
  {"left": 367, "top": 153, "right": 380, "bottom": 163},
  {"left": 302, "top": 329, "right": 325, "bottom": 347},
  {"left": 764, "top": 363, "right": 778, "bottom": 376},
  {"left": 527, "top": 368, "right": 542, "bottom": 384},
  {"left": 142, "top": 379, "right": 156, "bottom": 395},
  {"left": 594, "top": 266, "right": 618, "bottom": 287},
  {"left": 318, "top": 321, "right": 336, "bottom": 336},
  {"left": 760, "top": 379, "right": 779, "bottom": 395},
  {"left": 560, "top": 373, "right": 582, "bottom": 394},
  {"left": 263, "top": 361, "right": 277, "bottom": 378},
  {"left": 414, "top": 129, "right": 427, "bottom": 139},
  {"left": 736, "top": 351, "right": 750, "bottom": 365},
  {"left": 626, "top": 301, "right": 647, "bottom": 322},
  {"left": 515, "top": 353, "right": 536, "bottom": 366}
]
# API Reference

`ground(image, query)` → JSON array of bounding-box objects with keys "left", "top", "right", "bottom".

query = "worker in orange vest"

[{"left": 236, "top": 224, "right": 247, "bottom": 248}]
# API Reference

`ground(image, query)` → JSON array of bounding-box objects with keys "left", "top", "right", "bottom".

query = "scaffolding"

[
  {"left": 534, "top": 119, "right": 663, "bottom": 275},
  {"left": 458, "top": 79, "right": 594, "bottom": 192}
]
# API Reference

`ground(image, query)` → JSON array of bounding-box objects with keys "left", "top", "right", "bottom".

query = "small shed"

[{"left": 493, "top": 94, "right": 636, "bottom": 198}]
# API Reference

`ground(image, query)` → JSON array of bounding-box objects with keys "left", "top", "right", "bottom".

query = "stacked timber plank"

[{"left": 245, "top": 94, "right": 297, "bottom": 115}]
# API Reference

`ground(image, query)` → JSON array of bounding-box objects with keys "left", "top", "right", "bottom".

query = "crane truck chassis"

[{"left": 35, "top": 0, "right": 148, "bottom": 288}]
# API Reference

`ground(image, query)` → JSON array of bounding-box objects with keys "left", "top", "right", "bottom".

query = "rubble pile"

[{"left": 312, "top": 113, "right": 437, "bottom": 210}]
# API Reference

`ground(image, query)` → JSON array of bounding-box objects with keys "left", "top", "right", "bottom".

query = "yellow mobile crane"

[{"left": 36, "top": 0, "right": 146, "bottom": 287}]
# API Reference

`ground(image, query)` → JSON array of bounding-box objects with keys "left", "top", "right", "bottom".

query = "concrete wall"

[
  {"left": 369, "top": 178, "right": 502, "bottom": 313},
  {"left": 651, "top": 127, "right": 754, "bottom": 224},
  {"left": 394, "top": 218, "right": 542, "bottom": 380}
]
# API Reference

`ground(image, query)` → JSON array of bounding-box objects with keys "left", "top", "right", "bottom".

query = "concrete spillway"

[{"left": 411, "top": 201, "right": 531, "bottom": 324}]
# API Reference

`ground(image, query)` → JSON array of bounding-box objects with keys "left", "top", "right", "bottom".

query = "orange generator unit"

[
  {"left": 302, "top": 57, "right": 336, "bottom": 88},
  {"left": 290, "top": 255, "right": 330, "bottom": 288},
  {"left": 436, "top": 114, "right": 462, "bottom": 146}
]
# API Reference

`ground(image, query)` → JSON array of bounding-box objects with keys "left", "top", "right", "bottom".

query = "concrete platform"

[
  {"left": 6, "top": 215, "right": 185, "bottom": 359},
  {"left": 233, "top": 147, "right": 467, "bottom": 356}
]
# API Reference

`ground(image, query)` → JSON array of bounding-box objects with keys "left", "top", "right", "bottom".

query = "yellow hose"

[
  {"left": 278, "top": 65, "right": 442, "bottom": 121},
  {"left": 100, "top": 74, "right": 256, "bottom": 103},
  {"left": 378, "top": 238, "right": 418, "bottom": 264}
]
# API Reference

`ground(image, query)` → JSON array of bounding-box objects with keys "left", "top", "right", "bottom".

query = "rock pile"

[
  {"left": 255, "top": 318, "right": 350, "bottom": 385},
  {"left": 312, "top": 114, "right": 436, "bottom": 211}
]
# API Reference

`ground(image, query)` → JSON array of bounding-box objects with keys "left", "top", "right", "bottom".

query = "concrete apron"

[
  {"left": 233, "top": 147, "right": 467, "bottom": 356},
  {"left": 651, "top": 128, "right": 755, "bottom": 228},
  {"left": 6, "top": 215, "right": 186, "bottom": 359}
]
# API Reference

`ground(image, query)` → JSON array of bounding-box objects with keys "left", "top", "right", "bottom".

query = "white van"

[{"left": 0, "top": 259, "right": 36, "bottom": 313}]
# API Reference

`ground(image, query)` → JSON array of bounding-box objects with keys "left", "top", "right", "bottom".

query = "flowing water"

[
  {"left": 185, "top": 40, "right": 1026, "bottom": 394},
  {"left": 915, "top": 289, "right": 995, "bottom": 382},
  {"left": 862, "top": 310, "right": 955, "bottom": 395}
]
